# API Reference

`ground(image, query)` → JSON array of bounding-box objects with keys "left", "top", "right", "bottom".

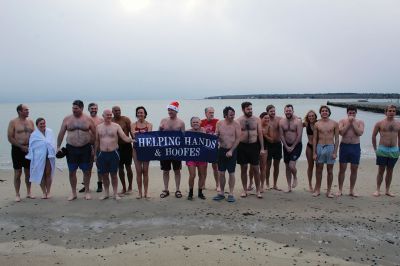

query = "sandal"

[
  {"left": 160, "top": 190, "right": 170, "bottom": 198},
  {"left": 227, "top": 195, "right": 236, "bottom": 203},
  {"left": 175, "top": 190, "right": 182, "bottom": 198},
  {"left": 212, "top": 194, "right": 225, "bottom": 201}
]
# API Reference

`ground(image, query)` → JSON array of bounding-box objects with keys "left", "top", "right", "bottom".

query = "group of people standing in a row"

[{"left": 7, "top": 100, "right": 399, "bottom": 202}]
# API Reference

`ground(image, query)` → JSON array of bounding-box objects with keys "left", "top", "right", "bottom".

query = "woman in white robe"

[{"left": 26, "top": 118, "right": 56, "bottom": 199}]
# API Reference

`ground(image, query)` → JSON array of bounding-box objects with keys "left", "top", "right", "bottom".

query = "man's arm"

[
  {"left": 117, "top": 125, "right": 133, "bottom": 143},
  {"left": 7, "top": 120, "right": 18, "bottom": 147},
  {"left": 333, "top": 122, "right": 339, "bottom": 159},
  {"left": 181, "top": 120, "right": 186, "bottom": 132},
  {"left": 278, "top": 120, "right": 288, "bottom": 149},
  {"left": 257, "top": 118, "right": 265, "bottom": 151},
  {"left": 89, "top": 118, "right": 96, "bottom": 144},
  {"left": 338, "top": 119, "right": 350, "bottom": 136},
  {"left": 57, "top": 118, "right": 68, "bottom": 150},
  {"left": 94, "top": 125, "right": 100, "bottom": 154},
  {"left": 371, "top": 122, "right": 379, "bottom": 151},
  {"left": 293, "top": 119, "right": 303, "bottom": 146},
  {"left": 313, "top": 123, "right": 319, "bottom": 160}
]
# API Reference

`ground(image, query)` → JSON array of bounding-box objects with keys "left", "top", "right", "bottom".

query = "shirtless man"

[
  {"left": 200, "top": 107, "right": 220, "bottom": 191},
  {"left": 265, "top": 105, "right": 282, "bottom": 190},
  {"left": 112, "top": 106, "right": 133, "bottom": 195},
  {"left": 372, "top": 104, "right": 400, "bottom": 197},
  {"left": 87, "top": 102, "right": 104, "bottom": 193},
  {"left": 236, "top": 102, "right": 265, "bottom": 198},
  {"left": 95, "top": 109, "right": 133, "bottom": 200},
  {"left": 159, "top": 101, "right": 185, "bottom": 199},
  {"left": 279, "top": 104, "right": 303, "bottom": 192},
  {"left": 57, "top": 100, "right": 96, "bottom": 200},
  {"left": 212, "top": 106, "right": 241, "bottom": 203},
  {"left": 337, "top": 105, "right": 365, "bottom": 197},
  {"left": 313, "top": 105, "right": 339, "bottom": 198},
  {"left": 7, "top": 104, "right": 35, "bottom": 202}
]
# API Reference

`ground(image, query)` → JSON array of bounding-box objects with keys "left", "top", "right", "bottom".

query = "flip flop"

[
  {"left": 227, "top": 195, "right": 236, "bottom": 203},
  {"left": 212, "top": 194, "right": 225, "bottom": 201},
  {"left": 175, "top": 190, "right": 182, "bottom": 198},
  {"left": 160, "top": 190, "right": 170, "bottom": 198}
]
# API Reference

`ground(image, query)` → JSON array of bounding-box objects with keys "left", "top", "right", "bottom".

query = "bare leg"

[
  {"left": 272, "top": 159, "right": 281, "bottom": 190},
  {"left": 266, "top": 159, "right": 272, "bottom": 189},
  {"left": 289, "top": 161, "right": 298, "bottom": 188},
  {"left": 326, "top": 164, "right": 334, "bottom": 198},
  {"left": 118, "top": 166, "right": 127, "bottom": 194},
  {"left": 199, "top": 165, "right": 207, "bottom": 189},
  {"left": 251, "top": 164, "right": 262, "bottom": 198},
  {"left": 24, "top": 168, "right": 34, "bottom": 198},
  {"left": 125, "top": 164, "right": 133, "bottom": 193},
  {"left": 134, "top": 158, "right": 143, "bottom": 198},
  {"left": 14, "top": 169, "right": 22, "bottom": 202},
  {"left": 188, "top": 165, "right": 196, "bottom": 190},
  {"left": 163, "top": 170, "right": 170, "bottom": 192},
  {"left": 259, "top": 153, "right": 267, "bottom": 192},
  {"left": 212, "top": 163, "right": 219, "bottom": 191},
  {"left": 143, "top": 162, "right": 150, "bottom": 198},
  {"left": 337, "top": 163, "right": 347, "bottom": 196},
  {"left": 45, "top": 161, "right": 52, "bottom": 198},
  {"left": 100, "top": 173, "right": 110, "bottom": 200},
  {"left": 306, "top": 146, "right": 314, "bottom": 191},
  {"left": 349, "top": 164, "right": 359, "bottom": 197},
  {"left": 385, "top": 167, "right": 395, "bottom": 197},
  {"left": 83, "top": 170, "right": 91, "bottom": 200},
  {"left": 373, "top": 166, "right": 385, "bottom": 196},
  {"left": 174, "top": 169, "right": 181, "bottom": 192},
  {"left": 313, "top": 163, "right": 323, "bottom": 197},
  {"left": 284, "top": 163, "right": 292, "bottom": 192},
  {"left": 240, "top": 164, "right": 248, "bottom": 197},
  {"left": 40, "top": 177, "right": 47, "bottom": 199},
  {"left": 248, "top": 167, "right": 254, "bottom": 191},
  {"left": 228, "top": 173, "right": 235, "bottom": 195},
  {"left": 68, "top": 170, "right": 78, "bottom": 201},
  {"left": 111, "top": 172, "right": 121, "bottom": 200},
  {"left": 219, "top": 171, "right": 226, "bottom": 194}
]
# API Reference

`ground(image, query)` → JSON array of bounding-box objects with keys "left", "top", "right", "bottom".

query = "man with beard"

[
  {"left": 279, "top": 104, "right": 303, "bottom": 192},
  {"left": 57, "top": 100, "right": 96, "bottom": 200},
  {"left": 159, "top": 101, "right": 185, "bottom": 199},
  {"left": 87, "top": 103, "right": 104, "bottom": 193},
  {"left": 265, "top": 105, "right": 282, "bottom": 190},
  {"left": 236, "top": 102, "right": 265, "bottom": 198},
  {"left": 7, "top": 104, "right": 35, "bottom": 202},
  {"left": 112, "top": 106, "right": 134, "bottom": 195},
  {"left": 200, "top": 106, "right": 220, "bottom": 191}
]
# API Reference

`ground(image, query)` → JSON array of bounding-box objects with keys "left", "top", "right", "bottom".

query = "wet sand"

[{"left": 0, "top": 158, "right": 399, "bottom": 265}]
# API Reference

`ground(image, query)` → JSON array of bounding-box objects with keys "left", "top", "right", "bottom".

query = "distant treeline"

[{"left": 205, "top": 93, "right": 400, "bottom": 100}]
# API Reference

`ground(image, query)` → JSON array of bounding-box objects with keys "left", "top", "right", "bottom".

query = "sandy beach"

[{"left": 0, "top": 158, "right": 399, "bottom": 265}]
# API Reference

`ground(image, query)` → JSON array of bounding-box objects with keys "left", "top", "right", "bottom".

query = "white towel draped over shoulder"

[{"left": 26, "top": 128, "right": 56, "bottom": 184}]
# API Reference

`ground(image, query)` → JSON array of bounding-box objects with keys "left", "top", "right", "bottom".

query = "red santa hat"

[{"left": 167, "top": 101, "right": 179, "bottom": 112}]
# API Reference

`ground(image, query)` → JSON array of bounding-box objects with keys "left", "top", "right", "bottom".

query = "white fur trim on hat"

[{"left": 167, "top": 101, "right": 179, "bottom": 112}]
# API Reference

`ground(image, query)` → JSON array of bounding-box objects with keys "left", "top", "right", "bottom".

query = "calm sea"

[{"left": 1, "top": 98, "right": 396, "bottom": 169}]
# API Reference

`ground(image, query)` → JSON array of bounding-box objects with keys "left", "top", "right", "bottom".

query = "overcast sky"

[{"left": 0, "top": 0, "right": 399, "bottom": 102}]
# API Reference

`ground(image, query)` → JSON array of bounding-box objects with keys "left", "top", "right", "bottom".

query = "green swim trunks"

[{"left": 376, "top": 145, "right": 400, "bottom": 159}]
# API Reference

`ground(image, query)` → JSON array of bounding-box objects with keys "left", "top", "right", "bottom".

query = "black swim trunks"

[
  {"left": 160, "top": 160, "right": 182, "bottom": 171},
  {"left": 283, "top": 142, "right": 303, "bottom": 163},
  {"left": 217, "top": 147, "right": 237, "bottom": 173},
  {"left": 11, "top": 145, "right": 30, "bottom": 170},
  {"left": 237, "top": 142, "right": 261, "bottom": 165},
  {"left": 66, "top": 143, "right": 92, "bottom": 172},
  {"left": 266, "top": 141, "right": 282, "bottom": 161},
  {"left": 118, "top": 143, "right": 133, "bottom": 166}
]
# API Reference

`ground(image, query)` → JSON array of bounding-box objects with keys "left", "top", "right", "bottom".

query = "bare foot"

[
  {"left": 15, "top": 195, "right": 21, "bottom": 202},
  {"left": 349, "top": 192, "right": 359, "bottom": 197},
  {"left": 27, "top": 194, "right": 36, "bottom": 199},
  {"left": 144, "top": 194, "right": 151, "bottom": 199},
  {"left": 100, "top": 195, "right": 109, "bottom": 200},
  {"left": 216, "top": 186, "right": 221, "bottom": 192},
  {"left": 136, "top": 194, "right": 142, "bottom": 199},
  {"left": 240, "top": 192, "right": 247, "bottom": 198},
  {"left": 46, "top": 194, "right": 52, "bottom": 199},
  {"left": 284, "top": 188, "right": 292, "bottom": 193},
  {"left": 85, "top": 193, "right": 92, "bottom": 200},
  {"left": 385, "top": 192, "right": 395, "bottom": 197},
  {"left": 335, "top": 191, "right": 343, "bottom": 197},
  {"left": 126, "top": 189, "right": 133, "bottom": 195},
  {"left": 68, "top": 195, "right": 77, "bottom": 201},
  {"left": 114, "top": 195, "right": 121, "bottom": 200},
  {"left": 41, "top": 194, "right": 47, "bottom": 199},
  {"left": 308, "top": 186, "right": 313, "bottom": 192},
  {"left": 292, "top": 178, "right": 298, "bottom": 188},
  {"left": 326, "top": 192, "right": 334, "bottom": 198},
  {"left": 272, "top": 186, "right": 282, "bottom": 191},
  {"left": 257, "top": 193, "right": 263, "bottom": 199},
  {"left": 247, "top": 185, "right": 254, "bottom": 191},
  {"left": 372, "top": 191, "right": 380, "bottom": 197},
  {"left": 260, "top": 188, "right": 265, "bottom": 193},
  {"left": 312, "top": 192, "right": 320, "bottom": 197}
]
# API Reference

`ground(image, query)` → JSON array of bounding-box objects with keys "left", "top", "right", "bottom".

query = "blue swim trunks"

[
  {"left": 97, "top": 150, "right": 120, "bottom": 174},
  {"left": 317, "top": 144, "right": 336, "bottom": 164},
  {"left": 339, "top": 143, "right": 361, "bottom": 165},
  {"left": 376, "top": 145, "right": 399, "bottom": 168}
]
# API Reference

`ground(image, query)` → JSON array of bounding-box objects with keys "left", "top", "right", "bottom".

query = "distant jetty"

[
  {"left": 205, "top": 93, "right": 400, "bottom": 100},
  {"left": 327, "top": 101, "right": 400, "bottom": 115}
]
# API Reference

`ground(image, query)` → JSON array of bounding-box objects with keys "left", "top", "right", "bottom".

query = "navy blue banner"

[{"left": 135, "top": 131, "right": 218, "bottom": 162}]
